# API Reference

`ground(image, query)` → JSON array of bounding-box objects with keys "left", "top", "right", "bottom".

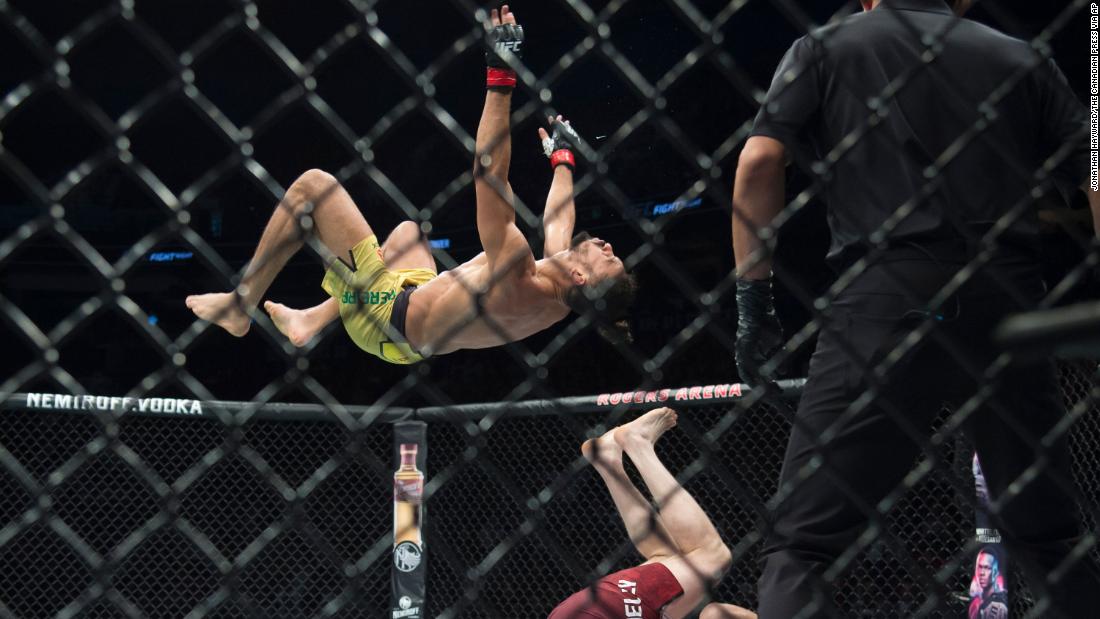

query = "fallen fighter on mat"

[
  {"left": 186, "top": 6, "right": 633, "bottom": 364},
  {"left": 550, "top": 407, "right": 756, "bottom": 619}
]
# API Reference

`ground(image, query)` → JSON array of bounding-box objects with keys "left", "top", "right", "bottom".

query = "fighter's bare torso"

[{"left": 403, "top": 250, "right": 571, "bottom": 355}]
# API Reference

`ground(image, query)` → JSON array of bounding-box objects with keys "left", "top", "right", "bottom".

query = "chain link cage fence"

[{"left": 1, "top": 0, "right": 1097, "bottom": 618}]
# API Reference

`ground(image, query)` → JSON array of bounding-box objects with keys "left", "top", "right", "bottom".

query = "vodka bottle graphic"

[{"left": 394, "top": 444, "right": 424, "bottom": 550}]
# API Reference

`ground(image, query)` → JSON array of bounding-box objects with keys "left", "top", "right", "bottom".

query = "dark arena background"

[{"left": 0, "top": 1, "right": 1097, "bottom": 618}]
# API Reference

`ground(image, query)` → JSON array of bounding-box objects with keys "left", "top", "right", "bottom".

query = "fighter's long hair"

[{"left": 564, "top": 232, "right": 638, "bottom": 345}]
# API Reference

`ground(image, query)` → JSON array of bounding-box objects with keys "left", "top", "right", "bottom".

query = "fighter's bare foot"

[
  {"left": 185, "top": 292, "right": 250, "bottom": 337},
  {"left": 264, "top": 300, "right": 318, "bottom": 347},
  {"left": 614, "top": 407, "right": 677, "bottom": 450},
  {"left": 581, "top": 429, "right": 623, "bottom": 469}
]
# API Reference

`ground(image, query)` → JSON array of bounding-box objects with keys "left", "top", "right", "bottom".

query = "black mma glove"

[
  {"left": 541, "top": 118, "right": 580, "bottom": 170},
  {"left": 485, "top": 23, "right": 524, "bottom": 88},
  {"left": 735, "top": 277, "right": 784, "bottom": 388}
]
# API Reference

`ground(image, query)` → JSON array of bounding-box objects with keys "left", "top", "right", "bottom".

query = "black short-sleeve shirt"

[{"left": 750, "top": 0, "right": 1088, "bottom": 267}]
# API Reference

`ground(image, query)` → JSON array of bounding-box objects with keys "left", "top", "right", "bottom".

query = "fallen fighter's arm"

[
  {"left": 539, "top": 116, "right": 581, "bottom": 257},
  {"left": 474, "top": 6, "right": 531, "bottom": 277}
]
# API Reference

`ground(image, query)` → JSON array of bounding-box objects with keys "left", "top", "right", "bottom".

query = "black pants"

[{"left": 756, "top": 258, "right": 1100, "bottom": 618}]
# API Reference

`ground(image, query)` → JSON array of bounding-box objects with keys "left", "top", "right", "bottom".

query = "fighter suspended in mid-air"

[{"left": 187, "top": 5, "right": 634, "bottom": 363}]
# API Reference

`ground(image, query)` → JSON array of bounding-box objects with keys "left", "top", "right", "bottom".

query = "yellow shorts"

[{"left": 321, "top": 235, "right": 436, "bottom": 365}]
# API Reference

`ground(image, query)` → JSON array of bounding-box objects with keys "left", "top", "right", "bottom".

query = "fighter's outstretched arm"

[
  {"left": 539, "top": 116, "right": 580, "bottom": 256},
  {"left": 475, "top": 6, "right": 530, "bottom": 272}
]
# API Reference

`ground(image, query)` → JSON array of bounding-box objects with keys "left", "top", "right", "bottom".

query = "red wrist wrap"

[
  {"left": 550, "top": 149, "right": 575, "bottom": 170},
  {"left": 486, "top": 68, "right": 517, "bottom": 88}
]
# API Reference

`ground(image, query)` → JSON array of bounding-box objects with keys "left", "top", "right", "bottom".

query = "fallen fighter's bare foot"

[
  {"left": 264, "top": 300, "right": 324, "bottom": 347},
  {"left": 582, "top": 427, "right": 624, "bottom": 470},
  {"left": 185, "top": 292, "right": 250, "bottom": 337},
  {"left": 614, "top": 406, "right": 677, "bottom": 451}
]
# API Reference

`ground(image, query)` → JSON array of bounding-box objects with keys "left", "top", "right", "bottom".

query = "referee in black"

[{"left": 731, "top": 0, "right": 1100, "bottom": 617}]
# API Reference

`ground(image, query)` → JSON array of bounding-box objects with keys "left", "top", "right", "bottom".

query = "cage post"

[{"left": 392, "top": 420, "right": 428, "bottom": 618}]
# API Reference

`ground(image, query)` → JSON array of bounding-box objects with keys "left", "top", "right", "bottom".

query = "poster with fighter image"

[
  {"left": 970, "top": 454, "right": 1009, "bottom": 619},
  {"left": 969, "top": 545, "right": 1008, "bottom": 619}
]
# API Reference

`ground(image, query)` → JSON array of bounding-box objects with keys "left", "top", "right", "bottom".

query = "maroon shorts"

[{"left": 548, "top": 562, "right": 684, "bottom": 618}]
